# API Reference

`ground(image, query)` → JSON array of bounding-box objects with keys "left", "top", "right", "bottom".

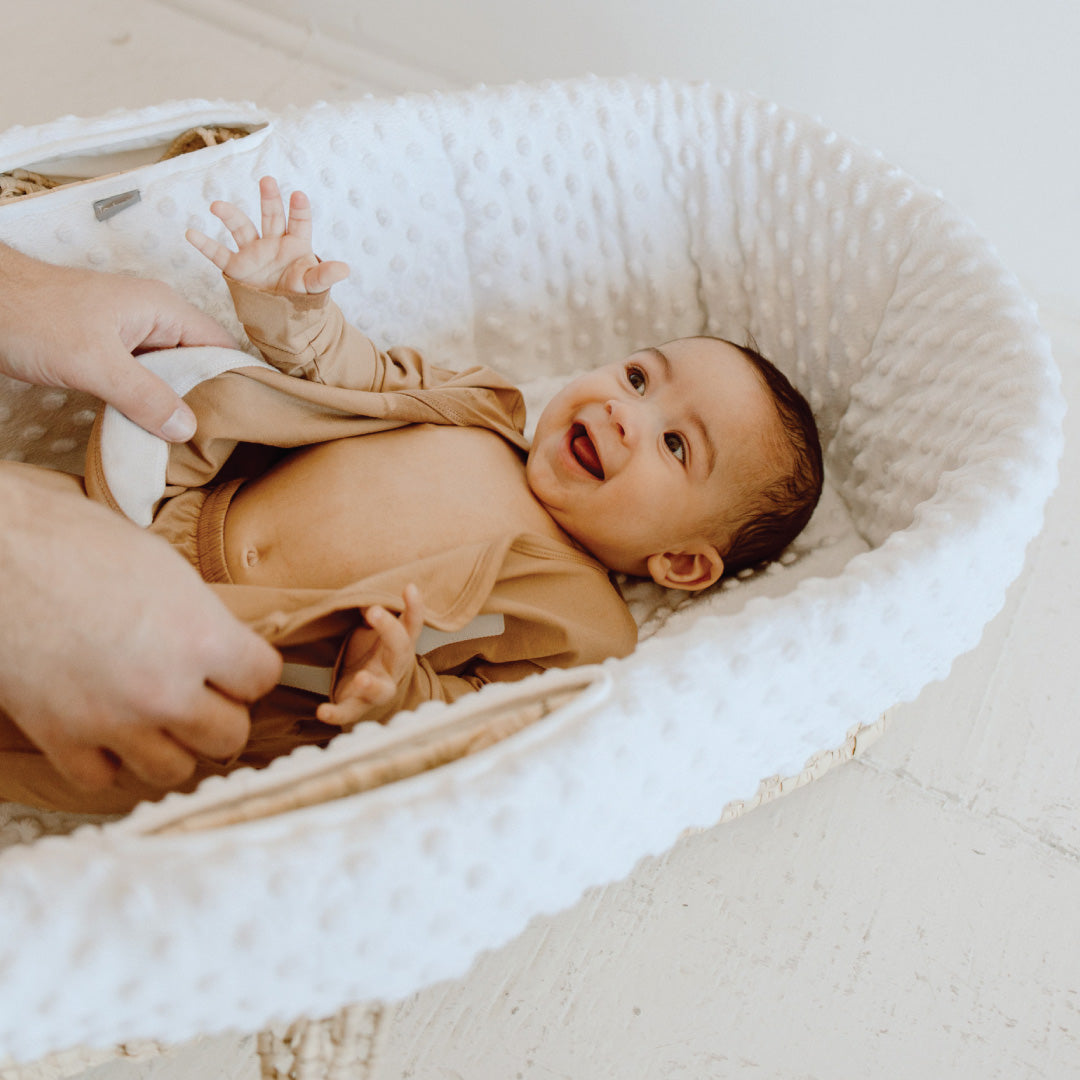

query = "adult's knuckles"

[
  {"left": 60, "top": 750, "right": 121, "bottom": 792},
  {"left": 136, "top": 751, "right": 197, "bottom": 788},
  {"left": 199, "top": 624, "right": 282, "bottom": 699},
  {"left": 121, "top": 671, "right": 209, "bottom": 728},
  {"left": 172, "top": 706, "right": 249, "bottom": 757}
]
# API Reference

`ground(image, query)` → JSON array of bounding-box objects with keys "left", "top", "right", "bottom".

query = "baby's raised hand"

[
  {"left": 186, "top": 175, "right": 349, "bottom": 295},
  {"left": 316, "top": 584, "right": 426, "bottom": 728}
]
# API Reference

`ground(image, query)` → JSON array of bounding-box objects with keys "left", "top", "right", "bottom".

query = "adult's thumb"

[{"left": 89, "top": 347, "right": 197, "bottom": 442}]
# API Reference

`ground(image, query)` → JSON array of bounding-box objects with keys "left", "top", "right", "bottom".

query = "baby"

[{"left": 0, "top": 176, "right": 822, "bottom": 812}]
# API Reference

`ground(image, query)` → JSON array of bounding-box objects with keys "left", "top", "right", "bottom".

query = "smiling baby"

[{"left": 0, "top": 176, "right": 822, "bottom": 812}]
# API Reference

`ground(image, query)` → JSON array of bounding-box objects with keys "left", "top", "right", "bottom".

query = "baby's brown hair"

[{"left": 711, "top": 338, "right": 823, "bottom": 576}]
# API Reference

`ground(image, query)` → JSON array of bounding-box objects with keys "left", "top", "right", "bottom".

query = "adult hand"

[
  {"left": 0, "top": 241, "right": 235, "bottom": 441},
  {"left": 0, "top": 467, "right": 282, "bottom": 792}
]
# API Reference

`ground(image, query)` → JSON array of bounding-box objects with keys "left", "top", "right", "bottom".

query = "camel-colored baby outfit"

[{"left": 0, "top": 279, "right": 636, "bottom": 813}]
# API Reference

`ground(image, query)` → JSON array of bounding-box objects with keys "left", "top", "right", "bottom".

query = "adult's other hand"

[{"left": 0, "top": 467, "right": 281, "bottom": 792}]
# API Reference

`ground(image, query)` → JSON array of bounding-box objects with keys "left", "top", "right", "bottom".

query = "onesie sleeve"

[{"left": 224, "top": 276, "right": 456, "bottom": 392}]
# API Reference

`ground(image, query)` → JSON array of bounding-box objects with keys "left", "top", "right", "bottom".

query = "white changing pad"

[{"left": 0, "top": 77, "right": 1063, "bottom": 1064}]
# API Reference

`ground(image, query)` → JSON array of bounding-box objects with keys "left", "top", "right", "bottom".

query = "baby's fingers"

[
  {"left": 302, "top": 259, "right": 351, "bottom": 294},
  {"left": 369, "top": 596, "right": 423, "bottom": 671},
  {"left": 366, "top": 605, "right": 409, "bottom": 660},
  {"left": 259, "top": 176, "right": 286, "bottom": 239},
  {"left": 285, "top": 189, "right": 313, "bottom": 246},
  {"left": 315, "top": 697, "right": 366, "bottom": 726},
  {"left": 210, "top": 199, "right": 259, "bottom": 249},
  {"left": 400, "top": 584, "right": 426, "bottom": 645},
  {"left": 316, "top": 669, "right": 395, "bottom": 725},
  {"left": 185, "top": 228, "right": 235, "bottom": 272}
]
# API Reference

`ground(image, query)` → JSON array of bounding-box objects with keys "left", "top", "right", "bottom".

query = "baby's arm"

[{"left": 187, "top": 177, "right": 443, "bottom": 392}]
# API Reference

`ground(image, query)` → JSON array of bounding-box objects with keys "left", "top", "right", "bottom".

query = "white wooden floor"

[{"left": 5, "top": 3, "right": 1079, "bottom": 1078}]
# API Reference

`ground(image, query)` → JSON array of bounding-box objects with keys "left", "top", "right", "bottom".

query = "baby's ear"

[{"left": 646, "top": 544, "right": 724, "bottom": 591}]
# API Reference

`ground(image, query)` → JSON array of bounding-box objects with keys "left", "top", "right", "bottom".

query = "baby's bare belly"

[{"left": 222, "top": 424, "right": 551, "bottom": 588}]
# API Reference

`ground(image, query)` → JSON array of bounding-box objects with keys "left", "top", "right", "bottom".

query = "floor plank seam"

[{"left": 854, "top": 758, "right": 1080, "bottom": 865}]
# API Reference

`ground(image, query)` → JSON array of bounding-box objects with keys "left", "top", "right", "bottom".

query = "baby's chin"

[
  {"left": 555, "top": 523, "right": 646, "bottom": 576},
  {"left": 522, "top": 444, "right": 648, "bottom": 575}
]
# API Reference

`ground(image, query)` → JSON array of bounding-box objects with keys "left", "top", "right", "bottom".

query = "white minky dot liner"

[{"left": 0, "top": 77, "right": 1063, "bottom": 1063}]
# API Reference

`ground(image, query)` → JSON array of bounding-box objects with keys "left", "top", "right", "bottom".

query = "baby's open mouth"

[{"left": 570, "top": 423, "right": 604, "bottom": 479}]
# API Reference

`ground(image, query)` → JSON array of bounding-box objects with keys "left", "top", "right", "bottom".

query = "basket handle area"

[{"left": 127, "top": 666, "right": 609, "bottom": 836}]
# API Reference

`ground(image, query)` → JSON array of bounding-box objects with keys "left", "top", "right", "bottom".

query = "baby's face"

[{"left": 526, "top": 337, "right": 779, "bottom": 581}]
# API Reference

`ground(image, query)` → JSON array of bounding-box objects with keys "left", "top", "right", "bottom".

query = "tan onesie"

[{"left": 0, "top": 280, "right": 637, "bottom": 813}]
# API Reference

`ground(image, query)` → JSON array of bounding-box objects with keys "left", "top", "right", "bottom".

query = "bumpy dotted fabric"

[{"left": 0, "top": 79, "right": 1063, "bottom": 1063}]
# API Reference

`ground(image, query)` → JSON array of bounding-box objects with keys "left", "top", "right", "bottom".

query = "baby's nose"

[{"left": 605, "top": 399, "right": 635, "bottom": 442}]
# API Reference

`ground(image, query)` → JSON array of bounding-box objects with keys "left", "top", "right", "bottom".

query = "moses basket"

[{"left": 0, "top": 76, "right": 1063, "bottom": 1068}]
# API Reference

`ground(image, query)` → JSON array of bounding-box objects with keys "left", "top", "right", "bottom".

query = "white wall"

[{"left": 189, "top": 0, "right": 1079, "bottom": 311}]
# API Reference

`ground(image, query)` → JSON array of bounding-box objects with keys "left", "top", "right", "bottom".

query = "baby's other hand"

[
  {"left": 186, "top": 175, "right": 350, "bottom": 295},
  {"left": 317, "top": 584, "right": 425, "bottom": 728}
]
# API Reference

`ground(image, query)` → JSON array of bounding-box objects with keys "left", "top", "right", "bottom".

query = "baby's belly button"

[{"left": 224, "top": 538, "right": 261, "bottom": 582}]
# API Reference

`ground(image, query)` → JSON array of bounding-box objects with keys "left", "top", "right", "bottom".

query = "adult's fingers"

[
  {"left": 84, "top": 341, "right": 197, "bottom": 442},
  {"left": 140, "top": 288, "right": 236, "bottom": 351},
  {"left": 204, "top": 624, "right": 283, "bottom": 707},
  {"left": 46, "top": 741, "right": 122, "bottom": 793},
  {"left": 111, "top": 676, "right": 266, "bottom": 789},
  {"left": 162, "top": 682, "right": 256, "bottom": 761},
  {"left": 105, "top": 726, "right": 200, "bottom": 789}
]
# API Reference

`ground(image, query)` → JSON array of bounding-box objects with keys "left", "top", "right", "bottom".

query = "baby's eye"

[
  {"left": 664, "top": 432, "right": 686, "bottom": 463},
  {"left": 626, "top": 365, "right": 646, "bottom": 394}
]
